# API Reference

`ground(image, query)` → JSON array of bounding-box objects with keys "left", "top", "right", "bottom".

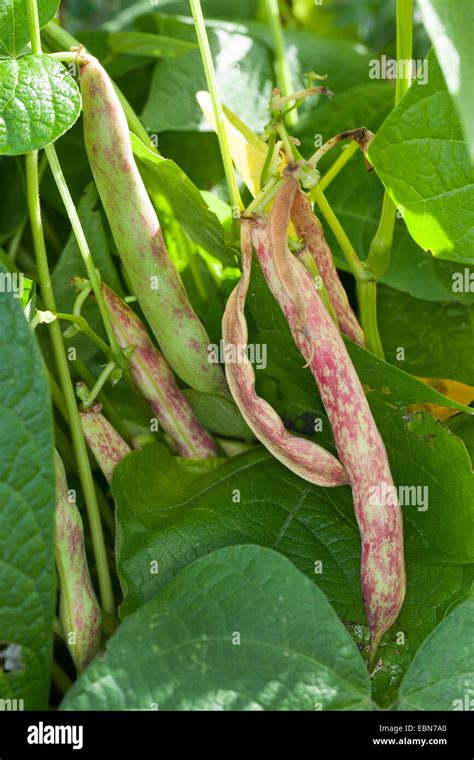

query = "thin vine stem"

[
  {"left": 318, "top": 142, "right": 359, "bottom": 192},
  {"left": 367, "top": 0, "right": 414, "bottom": 277},
  {"left": 43, "top": 144, "right": 121, "bottom": 358},
  {"left": 25, "top": 152, "right": 115, "bottom": 616},
  {"left": 25, "top": 0, "right": 115, "bottom": 616},
  {"left": 189, "top": 0, "right": 242, "bottom": 212},
  {"left": 264, "top": 0, "right": 298, "bottom": 126},
  {"left": 310, "top": 185, "right": 370, "bottom": 284}
]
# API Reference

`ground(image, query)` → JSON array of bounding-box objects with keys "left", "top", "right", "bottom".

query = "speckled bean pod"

[
  {"left": 80, "top": 403, "right": 131, "bottom": 483},
  {"left": 54, "top": 451, "right": 101, "bottom": 672},
  {"left": 291, "top": 189, "right": 365, "bottom": 346},
  {"left": 102, "top": 284, "right": 218, "bottom": 459},
  {"left": 222, "top": 219, "right": 348, "bottom": 488},
  {"left": 257, "top": 173, "right": 405, "bottom": 656},
  {"left": 79, "top": 54, "right": 228, "bottom": 398}
]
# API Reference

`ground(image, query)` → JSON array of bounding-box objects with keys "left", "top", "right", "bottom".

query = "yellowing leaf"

[
  {"left": 409, "top": 378, "right": 474, "bottom": 421},
  {"left": 197, "top": 91, "right": 267, "bottom": 197}
]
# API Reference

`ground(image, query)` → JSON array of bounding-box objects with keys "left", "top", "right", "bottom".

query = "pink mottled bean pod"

[
  {"left": 80, "top": 403, "right": 131, "bottom": 483},
  {"left": 102, "top": 284, "right": 218, "bottom": 459},
  {"left": 256, "top": 173, "right": 405, "bottom": 657},
  {"left": 291, "top": 189, "right": 365, "bottom": 346},
  {"left": 222, "top": 219, "right": 348, "bottom": 488},
  {"left": 54, "top": 451, "right": 101, "bottom": 672},
  {"left": 79, "top": 54, "right": 228, "bottom": 398}
]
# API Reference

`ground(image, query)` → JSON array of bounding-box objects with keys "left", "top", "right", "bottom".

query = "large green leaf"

[
  {"left": 298, "top": 83, "right": 474, "bottom": 305},
  {"left": 377, "top": 284, "right": 474, "bottom": 385},
  {"left": 398, "top": 600, "right": 474, "bottom": 710},
  {"left": 368, "top": 50, "right": 474, "bottom": 264},
  {"left": 0, "top": 0, "right": 58, "bottom": 56},
  {"left": 0, "top": 280, "right": 56, "bottom": 709},
  {"left": 113, "top": 437, "right": 473, "bottom": 707},
  {"left": 61, "top": 545, "right": 372, "bottom": 711},
  {"left": 142, "top": 15, "right": 375, "bottom": 134},
  {"left": 418, "top": 0, "right": 474, "bottom": 162},
  {"left": 0, "top": 55, "right": 81, "bottom": 156},
  {"left": 131, "top": 133, "right": 237, "bottom": 266},
  {"left": 142, "top": 17, "right": 273, "bottom": 133}
]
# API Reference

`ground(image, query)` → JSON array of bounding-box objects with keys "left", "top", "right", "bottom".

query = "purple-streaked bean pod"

[
  {"left": 291, "top": 189, "right": 365, "bottom": 346},
  {"left": 102, "top": 284, "right": 218, "bottom": 459},
  {"left": 54, "top": 450, "right": 101, "bottom": 672},
  {"left": 79, "top": 54, "right": 228, "bottom": 398},
  {"left": 222, "top": 218, "right": 348, "bottom": 488},
  {"left": 259, "top": 172, "right": 405, "bottom": 657},
  {"left": 80, "top": 403, "right": 131, "bottom": 483}
]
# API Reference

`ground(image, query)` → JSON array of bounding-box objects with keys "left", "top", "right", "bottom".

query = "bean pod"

[
  {"left": 102, "top": 284, "right": 218, "bottom": 459},
  {"left": 79, "top": 54, "right": 228, "bottom": 398},
  {"left": 256, "top": 172, "right": 405, "bottom": 656},
  {"left": 291, "top": 189, "right": 365, "bottom": 346},
  {"left": 54, "top": 451, "right": 101, "bottom": 671},
  {"left": 80, "top": 403, "right": 131, "bottom": 483},
  {"left": 222, "top": 219, "right": 348, "bottom": 488}
]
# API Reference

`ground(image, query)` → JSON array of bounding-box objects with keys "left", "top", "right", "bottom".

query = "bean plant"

[{"left": 0, "top": 0, "right": 473, "bottom": 714}]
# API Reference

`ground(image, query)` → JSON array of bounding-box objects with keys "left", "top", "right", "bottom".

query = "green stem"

[
  {"left": 26, "top": 151, "right": 115, "bottom": 616},
  {"left": 357, "top": 280, "right": 385, "bottom": 360},
  {"left": 367, "top": 0, "right": 413, "bottom": 278},
  {"left": 245, "top": 176, "right": 284, "bottom": 214},
  {"left": 189, "top": 0, "right": 242, "bottom": 212},
  {"left": 318, "top": 141, "right": 359, "bottom": 192},
  {"left": 48, "top": 370, "right": 69, "bottom": 422},
  {"left": 75, "top": 358, "right": 131, "bottom": 442},
  {"left": 80, "top": 362, "right": 117, "bottom": 408},
  {"left": 310, "top": 185, "right": 370, "bottom": 283},
  {"left": 264, "top": 0, "right": 297, "bottom": 126},
  {"left": 56, "top": 313, "right": 113, "bottom": 358},
  {"left": 26, "top": 0, "right": 41, "bottom": 53},
  {"left": 41, "top": 21, "right": 155, "bottom": 150},
  {"left": 25, "top": 4, "right": 114, "bottom": 615},
  {"left": 51, "top": 660, "right": 73, "bottom": 695},
  {"left": 44, "top": 144, "right": 121, "bottom": 359}
]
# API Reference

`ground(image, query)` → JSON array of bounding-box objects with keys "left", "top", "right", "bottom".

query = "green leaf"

[
  {"left": 131, "top": 133, "right": 237, "bottom": 266},
  {"left": 0, "top": 278, "right": 56, "bottom": 709},
  {"left": 377, "top": 284, "right": 474, "bottom": 385},
  {"left": 142, "top": 17, "right": 274, "bottom": 133},
  {"left": 419, "top": 0, "right": 474, "bottom": 162},
  {"left": 113, "top": 443, "right": 361, "bottom": 619},
  {"left": 61, "top": 545, "right": 371, "bottom": 711},
  {"left": 298, "top": 84, "right": 474, "bottom": 305},
  {"left": 112, "top": 438, "right": 473, "bottom": 707},
  {"left": 368, "top": 50, "right": 474, "bottom": 264},
  {"left": 398, "top": 600, "right": 474, "bottom": 710},
  {"left": 107, "top": 31, "right": 196, "bottom": 57},
  {"left": 0, "top": 0, "right": 58, "bottom": 56},
  {"left": 0, "top": 55, "right": 81, "bottom": 156},
  {"left": 448, "top": 414, "right": 474, "bottom": 463}
]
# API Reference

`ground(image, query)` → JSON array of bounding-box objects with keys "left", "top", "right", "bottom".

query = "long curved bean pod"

[
  {"left": 222, "top": 219, "right": 348, "bottom": 488},
  {"left": 80, "top": 404, "right": 131, "bottom": 483},
  {"left": 79, "top": 54, "right": 228, "bottom": 398},
  {"left": 102, "top": 284, "right": 218, "bottom": 459},
  {"left": 256, "top": 173, "right": 405, "bottom": 656},
  {"left": 54, "top": 450, "right": 101, "bottom": 672},
  {"left": 291, "top": 189, "right": 365, "bottom": 346}
]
